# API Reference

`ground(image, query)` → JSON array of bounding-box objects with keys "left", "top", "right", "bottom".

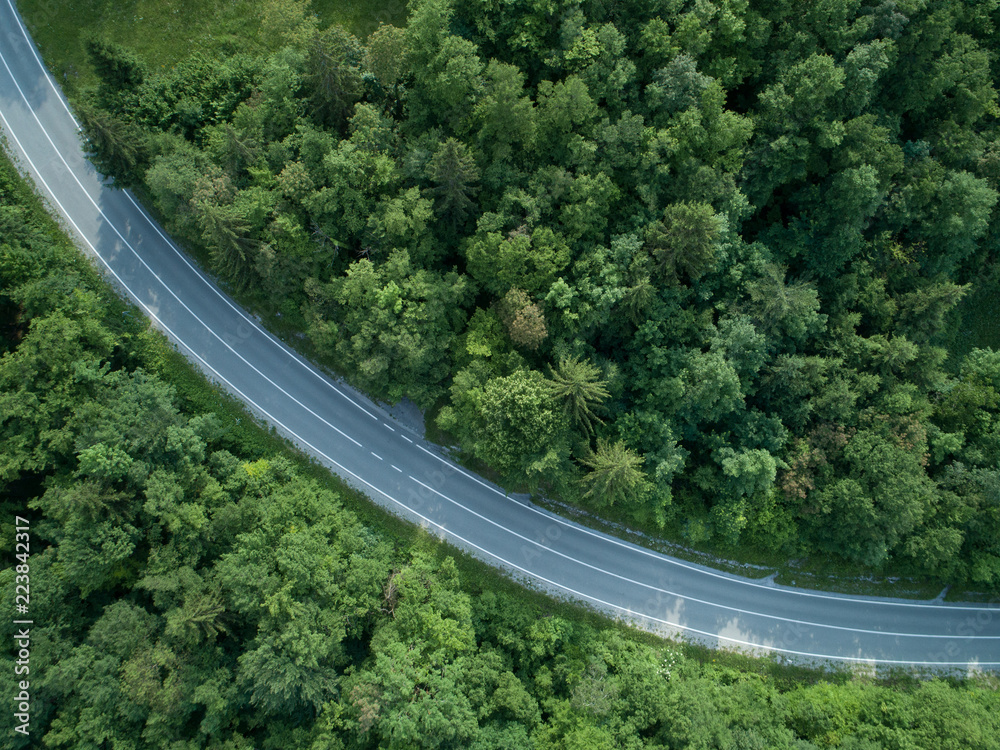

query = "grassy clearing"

[
  {"left": 19, "top": 0, "right": 264, "bottom": 93},
  {"left": 313, "top": 0, "right": 408, "bottom": 37},
  {"left": 17, "top": 0, "right": 407, "bottom": 94}
]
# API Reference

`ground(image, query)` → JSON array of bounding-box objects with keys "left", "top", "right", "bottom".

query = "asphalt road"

[{"left": 2, "top": 0, "right": 999, "bottom": 669}]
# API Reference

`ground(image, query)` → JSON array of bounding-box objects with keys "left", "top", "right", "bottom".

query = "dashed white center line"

[
  {"left": 401, "top": 436, "right": 413, "bottom": 444},
  {"left": 371, "top": 452, "right": 383, "bottom": 461},
  {"left": 391, "top": 465, "right": 403, "bottom": 473},
  {"left": 382, "top": 423, "right": 396, "bottom": 432}
]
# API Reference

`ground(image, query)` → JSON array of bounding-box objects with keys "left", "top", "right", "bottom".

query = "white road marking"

[
  {"left": 371, "top": 452, "right": 383, "bottom": 461},
  {"left": 392, "top": 465, "right": 403, "bottom": 473},
  {"left": 382, "top": 423, "right": 396, "bottom": 432},
  {"left": 405, "top": 476, "right": 998, "bottom": 640},
  {"left": 121, "top": 185, "right": 381, "bottom": 423},
  {"left": 412, "top": 445, "right": 993, "bottom": 611}
]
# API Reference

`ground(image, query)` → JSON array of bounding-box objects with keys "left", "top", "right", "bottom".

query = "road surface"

[{"left": 2, "top": 0, "right": 998, "bottom": 669}]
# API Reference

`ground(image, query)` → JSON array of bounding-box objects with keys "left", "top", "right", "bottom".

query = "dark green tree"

[
  {"left": 645, "top": 202, "right": 724, "bottom": 283},
  {"left": 425, "top": 137, "right": 480, "bottom": 229},
  {"left": 86, "top": 37, "right": 145, "bottom": 111},
  {"left": 77, "top": 102, "right": 147, "bottom": 187},
  {"left": 306, "top": 25, "right": 364, "bottom": 129}
]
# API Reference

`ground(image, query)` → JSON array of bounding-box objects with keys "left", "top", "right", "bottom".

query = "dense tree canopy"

[
  {"left": 68, "top": 0, "right": 1000, "bottom": 585},
  {"left": 4, "top": 17, "right": 1000, "bottom": 737}
]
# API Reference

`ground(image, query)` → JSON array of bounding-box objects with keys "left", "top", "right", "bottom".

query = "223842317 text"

[{"left": 12, "top": 516, "right": 31, "bottom": 737}]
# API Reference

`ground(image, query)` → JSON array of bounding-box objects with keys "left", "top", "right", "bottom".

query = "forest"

[
  {"left": 63, "top": 0, "right": 1000, "bottom": 587},
  {"left": 4, "top": 0, "right": 1000, "bottom": 746},
  {"left": 2, "top": 139, "right": 1000, "bottom": 748}
]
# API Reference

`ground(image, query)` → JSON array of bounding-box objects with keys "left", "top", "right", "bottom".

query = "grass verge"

[{"left": 16, "top": 0, "right": 407, "bottom": 95}]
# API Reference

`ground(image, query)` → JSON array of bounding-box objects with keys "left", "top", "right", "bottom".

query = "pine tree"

[
  {"left": 425, "top": 137, "right": 480, "bottom": 228},
  {"left": 548, "top": 355, "right": 610, "bottom": 435},
  {"left": 579, "top": 440, "right": 651, "bottom": 508}
]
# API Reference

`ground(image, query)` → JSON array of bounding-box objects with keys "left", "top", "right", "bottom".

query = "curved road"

[{"left": 2, "top": 0, "right": 998, "bottom": 669}]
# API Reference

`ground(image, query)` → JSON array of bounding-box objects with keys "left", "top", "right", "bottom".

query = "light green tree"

[
  {"left": 472, "top": 369, "right": 569, "bottom": 484},
  {"left": 579, "top": 439, "right": 652, "bottom": 509},
  {"left": 548, "top": 355, "right": 610, "bottom": 435}
]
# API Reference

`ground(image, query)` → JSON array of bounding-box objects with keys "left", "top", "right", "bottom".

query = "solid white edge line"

[
  {"left": 406, "top": 476, "right": 999, "bottom": 640},
  {"left": 413, "top": 445, "right": 999, "bottom": 612},
  {"left": 122, "top": 187, "right": 381, "bottom": 422},
  {"left": 5, "top": 0, "right": 77, "bottom": 123},
  {"left": 5, "top": 0, "right": 985, "bottom": 615}
]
